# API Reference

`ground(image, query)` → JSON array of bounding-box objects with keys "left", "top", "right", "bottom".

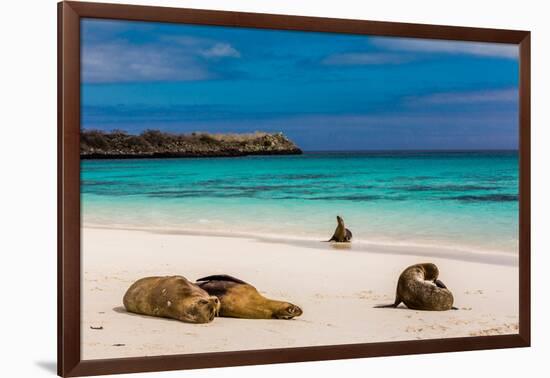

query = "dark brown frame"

[{"left": 58, "top": 1, "right": 531, "bottom": 376}]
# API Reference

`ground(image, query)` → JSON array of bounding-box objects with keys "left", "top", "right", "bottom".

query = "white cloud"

[
  {"left": 321, "top": 52, "right": 410, "bottom": 65},
  {"left": 164, "top": 35, "right": 208, "bottom": 47},
  {"left": 82, "top": 38, "right": 240, "bottom": 83},
  {"left": 408, "top": 88, "right": 518, "bottom": 105},
  {"left": 200, "top": 43, "right": 241, "bottom": 58},
  {"left": 372, "top": 37, "right": 518, "bottom": 59},
  {"left": 82, "top": 41, "right": 211, "bottom": 83}
]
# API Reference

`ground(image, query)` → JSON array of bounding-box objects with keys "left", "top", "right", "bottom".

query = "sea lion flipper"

[
  {"left": 374, "top": 303, "right": 397, "bottom": 308},
  {"left": 196, "top": 274, "right": 247, "bottom": 284},
  {"left": 375, "top": 296, "right": 401, "bottom": 308}
]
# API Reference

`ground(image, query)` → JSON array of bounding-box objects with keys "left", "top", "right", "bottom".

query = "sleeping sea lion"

[
  {"left": 123, "top": 275, "right": 221, "bottom": 323},
  {"left": 326, "top": 215, "right": 353, "bottom": 242},
  {"left": 376, "top": 263, "right": 456, "bottom": 311},
  {"left": 196, "top": 275, "right": 303, "bottom": 319}
]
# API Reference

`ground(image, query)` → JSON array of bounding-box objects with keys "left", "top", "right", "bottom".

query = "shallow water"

[{"left": 81, "top": 151, "right": 518, "bottom": 255}]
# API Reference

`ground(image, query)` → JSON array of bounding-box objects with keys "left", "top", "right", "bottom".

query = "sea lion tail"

[{"left": 451, "top": 306, "right": 459, "bottom": 310}]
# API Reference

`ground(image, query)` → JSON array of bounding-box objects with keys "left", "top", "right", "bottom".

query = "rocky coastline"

[{"left": 80, "top": 130, "right": 302, "bottom": 159}]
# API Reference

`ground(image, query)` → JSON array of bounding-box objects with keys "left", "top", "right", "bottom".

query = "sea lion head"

[
  {"left": 162, "top": 276, "right": 221, "bottom": 323},
  {"left": 272, "top": 303, "right": 303, "bottom": 319},
  {"left": 419, "top": 263, "right": 440, "bottom": 281},
  {"left": 336, "top": 215, "right": 344, "bottom": 225},
  {"left": 180, "top": 294, "right": 220, "bottom": 323},
  {"left": 179, "top": 284, "right": 221, "bottom": 323}
]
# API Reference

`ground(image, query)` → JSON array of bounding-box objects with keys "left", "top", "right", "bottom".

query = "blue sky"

[{"left": 81, "top": 19, "right": 519, "bottom": 151}]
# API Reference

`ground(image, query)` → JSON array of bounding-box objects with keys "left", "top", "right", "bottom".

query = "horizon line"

[{"left": 301, "top": 149, "right": 519, "bottom": 153}]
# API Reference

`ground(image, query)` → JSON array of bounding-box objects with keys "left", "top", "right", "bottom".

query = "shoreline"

[
  {"left": 82, "top": 227, "right": 518, "bottom": 360},
  {"left": 83, "top": 223, "right": 518, "bottom": 266}
]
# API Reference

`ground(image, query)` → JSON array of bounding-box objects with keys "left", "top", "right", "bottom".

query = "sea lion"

[
  {"left": 196, "top": 275, "right": 303, "bottom": 319},
  {"left": 376, "top": 263, "right": 456, "bottom": 311},
  {"left": 326, "top": 215, "right": 353, "bottom": 242},
  {"left": 123, "top": 275, "right": 221, "bottom": 323}
]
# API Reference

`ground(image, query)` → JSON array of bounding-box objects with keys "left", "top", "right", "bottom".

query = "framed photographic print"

[{"left": 58, "top": 1, "right": 530, "bottom": 376}]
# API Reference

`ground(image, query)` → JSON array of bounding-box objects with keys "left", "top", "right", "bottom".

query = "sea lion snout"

[
  {"left": 196, "top": 296, "right": 221, "bottom": 322},
  {"left": 199, "top": 296, "right": 220, "bottom": 306},
  {"left": 211, "top": 296, "right": 221, "bottom": 315}
]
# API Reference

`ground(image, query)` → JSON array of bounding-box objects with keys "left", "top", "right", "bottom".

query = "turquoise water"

[{"left": 81, "top": 151, "right": 518, "bottom": 254}]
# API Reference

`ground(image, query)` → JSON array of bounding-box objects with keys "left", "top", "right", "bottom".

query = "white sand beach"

[{"left": 81, "top": 227, "right": 519, "bottom": 360}]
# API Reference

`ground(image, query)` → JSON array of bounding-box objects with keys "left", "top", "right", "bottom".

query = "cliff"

[{"left": 80, "top": 130, "right": 303, "bottom": 159}]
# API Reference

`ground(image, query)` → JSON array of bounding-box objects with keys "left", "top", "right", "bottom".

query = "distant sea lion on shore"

[
  {"left": 196, "top": 275, "right": 303, "bottom": 319},
  {"left": 123, "top": 275, "right": 221, "bottom": 323},
  {"left": 376, "top": 263, "right": 456, "bottom": 311},
  {"left": 326, "top": 215, "right": 353, "bottom": 242}
]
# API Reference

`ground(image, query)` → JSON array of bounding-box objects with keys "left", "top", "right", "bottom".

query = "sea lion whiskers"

[{"left": 212, "top": 296, "right": 221, "bottom": 316}]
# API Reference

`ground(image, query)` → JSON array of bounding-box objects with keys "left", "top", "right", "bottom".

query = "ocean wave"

[
  {"left": 308, "top": 194, "right": 383, "bottom": 201},
  {"left": 446, "top": 194, "right": 518, "bottom": 202},
  {"left": 390, "top": 184, "right": 501, "bottom": 192},
  {"left": 81, "top": 180, "right": 120, "bottom": 186},
  {"left": 210, "top": 184, "right": 313, "bottom": 191}
]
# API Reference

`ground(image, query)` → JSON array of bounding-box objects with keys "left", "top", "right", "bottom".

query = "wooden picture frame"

[{"left": 58, "top": 1, "right": 530, "bottom": 376}]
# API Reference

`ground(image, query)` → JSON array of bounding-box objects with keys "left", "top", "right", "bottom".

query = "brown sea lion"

[
  {"left": 123, "top": 275, "right": 221, "bottom": 323},
  {"left": 376, "top": 263, "right": 456, "bottom": 311},
  {"left": 326, "top": 215, "right": 353, "bottom": 242},
  {"left": 196, "top": 275, "right": 303, "bottom": 319}
]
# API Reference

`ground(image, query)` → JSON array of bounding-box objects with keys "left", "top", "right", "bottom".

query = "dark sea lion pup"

[
  {"left": 376, "top": 263, "right": 457, "bottom": 311},
  {"left": 123, "top": 275, "right": 221, "bottom": 323},
  {"left": 196, "top": 275, "right": 303, "bottom": 319},
  {"left": 326, "top": 215, "right": 353, "bottom": 242}
]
